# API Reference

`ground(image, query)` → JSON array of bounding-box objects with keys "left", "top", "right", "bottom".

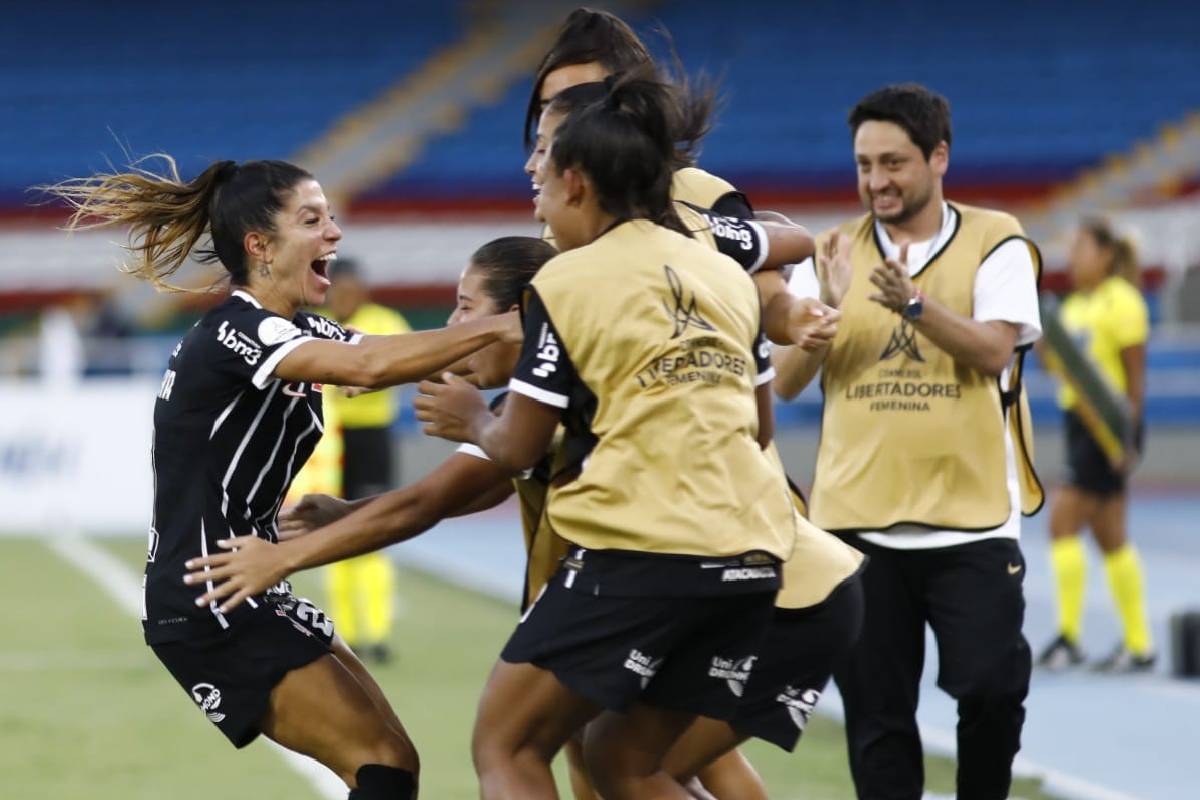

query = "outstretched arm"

[
  {"left": 414, "top": 375, "right": 562, "bottom": 474},
  {"left": 274, "top": 312, "right": 521, "bottom": 389},
  {"left": 184, "top": 452, "right": 513, "bottom": 611}
]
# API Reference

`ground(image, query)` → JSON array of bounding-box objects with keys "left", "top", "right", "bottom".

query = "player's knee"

[
  {"left": 359, "top": 730, "right": 420, "bottom": 777},
  {"left": 583, "top": 733, "right": 646, "bottom": 797}
]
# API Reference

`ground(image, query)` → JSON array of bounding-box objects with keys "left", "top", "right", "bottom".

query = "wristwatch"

[{"left": 901, "top": 289, "right": 925, "bottom": 321}]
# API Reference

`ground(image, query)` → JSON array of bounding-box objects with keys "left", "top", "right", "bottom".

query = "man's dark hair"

[{"left": 848, "top": 83, "right": 952, "bottom": 159}]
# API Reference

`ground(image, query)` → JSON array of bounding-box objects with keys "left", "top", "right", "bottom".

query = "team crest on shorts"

[
  {"left": 709, "top": 655, "right": 757, "bottom": 697},
  {"left": 776, "top": 685, "right": 822, "bottom": 730},
  {"left": 190, "top": 682, "right": 227, "bottom": 723}
]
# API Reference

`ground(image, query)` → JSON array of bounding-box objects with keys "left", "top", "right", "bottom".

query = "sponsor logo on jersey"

[
  {"left": 531, "top": 324, "right": 560, "bottom": 379},
  {"left": 624, "top": 648, "right": 664, "bottom": 689},
  {"left": 703, "top": 212, "right": 755, "bottom": 251},
  {"left": 776, "top": 685, "right": 822, "bottom": 731},
  {"left": 216, "top": 321, "right": 262, "bottom": 366},
  {"left": 190, "top": 682, "right": 227, "bottom": 723},
  {"left": 720, "top": 566, "right": 777, "bottom": 582},
  {"left": 709, "top": 655, "right": 757, "bottom": 697},
  {"left": 157, "top": 369, "right": 176, "bottom": 401},
  {"left": 258, "top": 316, "right": 303, "bottom": 346},
  {"left": 304, "top": 315, "right": 345, "bottom": 340}
]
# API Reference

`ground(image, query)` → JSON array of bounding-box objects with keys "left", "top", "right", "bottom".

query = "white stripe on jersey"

[
  {"left": 220, "top": 381, "right": 280, "bottom": 518},
  {"left": 210, "top": 390, "right": 245, "bottom": 439},
  {"left": 245, "top": 395, "right": 301, "bottom": 509},
  {"left": 307, "top": 400, "right": 324, "bottom": 434},
  {"left": 199, "top": 520, "right": 230, "bottom": 629},
  {"left": 256, "top": 414, "right": 321, "bottom": 537}
]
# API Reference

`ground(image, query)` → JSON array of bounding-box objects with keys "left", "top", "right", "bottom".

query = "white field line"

[{"left": 47, "top": 536, "right": 346, "bottom": 800}]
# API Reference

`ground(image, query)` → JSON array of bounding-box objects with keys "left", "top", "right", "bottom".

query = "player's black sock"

[{"left": 347, "top": 764, "right": 416, "bottom": 799}]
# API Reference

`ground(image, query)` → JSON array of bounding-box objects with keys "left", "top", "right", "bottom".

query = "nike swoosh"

[{"left": 1007, "top": 563, "right": 1023, "bottom": 575}]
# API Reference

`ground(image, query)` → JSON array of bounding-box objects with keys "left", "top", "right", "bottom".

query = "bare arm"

[
  {"left": 911, "top": 303, "right": 1019, "bottom": 377},
  {"left": 273, "top": 312, "right": 520, "bottom": 389},
  {"left": 772, "top": 343, "right": 828, "bottom": 400},
  {"left": 869, "top": 245, "right": 1018, "bottom": 377},
  {"left": 755, "top": 381, "right": 775, "bottom": 449},
  {"left": 414, "top": 375, "right": 562, "bottom": 473},
  {"left": 1119, "top": 343, "right": 1146, "bottom": 421},
  {"left": 184, "top": 453, "right": 514, "bottom": 611},
  {"left": 757, "top": 220, "right": 815, "bottom": 270},
  {"left": 755, "top": 270, "right": 840, "bottom": 349}
]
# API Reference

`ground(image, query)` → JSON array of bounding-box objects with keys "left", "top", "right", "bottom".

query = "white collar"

[
  {"left": 232, "top": 289, "right": 262, "bottom": 309},
  {"left": 874, "top": 202, "right": 956, "bottom": 273}
]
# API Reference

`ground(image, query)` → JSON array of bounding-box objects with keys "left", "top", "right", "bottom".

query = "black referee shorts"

[
  {"left": 150, "top": 595, "right": 335, "bottom": 748},
  {"left": 1064, "top": 411, "right": 1142, "bottom": 496},
  {"left": 730, "top": 572, "right": 865, "bottom": 751},
  {"left": 343, "top": 426, "right": 395, "bottom": 500}
]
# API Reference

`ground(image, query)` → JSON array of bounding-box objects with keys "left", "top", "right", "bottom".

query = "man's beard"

[{"left": 868, "top": 182, "right": 933, "bottom": 225}]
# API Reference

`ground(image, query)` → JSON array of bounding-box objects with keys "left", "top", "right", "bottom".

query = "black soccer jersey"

[{"left": 142, "top": 290, "right": 359, "bottom": 644}]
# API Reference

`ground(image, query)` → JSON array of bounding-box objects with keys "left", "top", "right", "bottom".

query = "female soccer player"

[
  {"left": 528, "top": 7, "right": 839, "bottom": 351},
  {"left": 47, "top": 156, "right": 521, "bottom": 799},
  {"left": 527, "top": 57, "right": 864, "bottom": 800},
  {"left": 415, "top": 73, "right": 796, "bottom": 800},
  {"left": 1038, "top": 217, "right": 1155, "bottom": 672},
  {"left": 183, "top": 236, "right": 563, "bottom": 614}
]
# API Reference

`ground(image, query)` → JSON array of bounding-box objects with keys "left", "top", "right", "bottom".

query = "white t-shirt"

[{"left": 788, "top": 203, "right": 1042, "bottom": 549}]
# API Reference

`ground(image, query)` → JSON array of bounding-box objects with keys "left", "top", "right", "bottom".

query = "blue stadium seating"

[
  {"left": 6, "top": 1, "right": 1200, "bottom": 204},
  {"left": 381, "top": 0, "right": 1200, "bottom": 199},
  {"left": 1, "top": 1, "right": 457, "bottom": 203}
]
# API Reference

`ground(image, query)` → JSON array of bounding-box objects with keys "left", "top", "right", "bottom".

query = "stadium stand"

[
  {"left": 376, "top": 0, "right": 1200, "bottom": 205},
  {"left": 0, "top": 1, "right": 457, "bottom": 207}
]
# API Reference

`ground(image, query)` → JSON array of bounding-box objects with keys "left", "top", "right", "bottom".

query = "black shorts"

[
  {"left": 502, "top": 547, "right": 781, "bottom": 721},
  {"left": 1065, "top": 411, "right": 1141, "bottom": 496},
  {"left": 150, "top": 594, "right": 335, "bottom": 748},
  {"left": 730, "top": 572, "right": 866, "bottom": 750},
  {"left": 343, "top": 426, "right": 394, "bottom": 500}
]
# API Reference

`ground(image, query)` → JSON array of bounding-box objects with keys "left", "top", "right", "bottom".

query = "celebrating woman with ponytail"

[
  {"left": 47, "top": 157, "right": 521, "bottom": 799},
  {"left": 1038, "top": 216, "right": 1156, "bottom": 673},
  {"left": 414, "top": 73, "right": 798, "bottom": 799}
]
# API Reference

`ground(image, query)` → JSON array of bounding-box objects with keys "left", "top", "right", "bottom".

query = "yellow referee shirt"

[
  {"left": 1057, "top": 276, "right": 1148, "bottom": 410},
  {"left": 331, "top": 303, "right": 411, "bottom": 428}
]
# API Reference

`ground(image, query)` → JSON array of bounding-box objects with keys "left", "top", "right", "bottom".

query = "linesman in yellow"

[
  {"left": 775, "top": 84, "right": 1044, "bottom": 800},
  {"left": 1038, "top": 217, "right": 1154, "bottom": 672},
  {"left": 324, "top": 260, "right": 411, "bottom": 662}
]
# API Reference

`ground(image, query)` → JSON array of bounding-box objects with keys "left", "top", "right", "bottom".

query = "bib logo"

[
  {"left": 880, "top": 319, "right": 925, "bottom": 363},
  {"left": 663, "top": 265, "right": 715, "bottom": 338},
  {"left": 190, "top": 682, "right": 227, "bottom": 723}
]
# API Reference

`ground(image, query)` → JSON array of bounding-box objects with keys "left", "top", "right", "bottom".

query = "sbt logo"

[{"left": 532, "top": 325, "right": 560, "bottom": 379}]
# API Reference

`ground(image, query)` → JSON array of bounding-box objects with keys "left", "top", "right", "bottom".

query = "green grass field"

[{"left": 1, "top": 536, "right": 1060, "bottom": 799}]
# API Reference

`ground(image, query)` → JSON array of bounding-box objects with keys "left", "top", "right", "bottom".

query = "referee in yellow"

[
  {"left": 326, "top": 259, "right": 411, "bottom": 663},
  {"left": 775, "top": 84, "right": 1043, "bottom": 800},
  {"left": 1038, "top": 217, "right": 1154, "bottom": 672}
]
